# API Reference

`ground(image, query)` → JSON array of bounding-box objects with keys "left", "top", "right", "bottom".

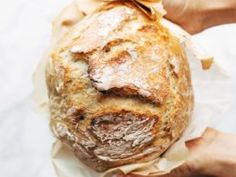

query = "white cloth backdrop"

[{"left": 0, "top": 0, "right": 236, "bottom": 177}]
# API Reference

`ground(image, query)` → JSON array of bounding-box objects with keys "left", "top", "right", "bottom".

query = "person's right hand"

[
  {"left": 119, "top": 128, "right": 236, "bottom": 177},
  {"left": 159, "top": 128, "right": 236, "bottom": 177}
]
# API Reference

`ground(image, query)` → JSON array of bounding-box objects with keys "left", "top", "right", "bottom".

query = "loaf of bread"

[{"left": 46, "top": 2, "right": 193, "bottom": 172}]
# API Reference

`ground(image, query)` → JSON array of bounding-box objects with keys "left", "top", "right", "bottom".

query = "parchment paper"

[{"left": 33, "top": 1, "right": 232, "bottom": 176}]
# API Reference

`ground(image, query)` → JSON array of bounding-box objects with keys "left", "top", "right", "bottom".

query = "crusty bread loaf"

[{"left": 46, "top": 2, "right": 193, "bottom": 172}]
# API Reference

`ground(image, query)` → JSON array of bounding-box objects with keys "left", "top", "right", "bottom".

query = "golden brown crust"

[{"left": 46, "top": 3, "right": 193, "bottom": 172}]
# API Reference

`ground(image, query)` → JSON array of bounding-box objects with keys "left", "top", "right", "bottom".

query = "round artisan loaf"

[{"left": 46, "top": 2, "right": 193, "bottom": 172}]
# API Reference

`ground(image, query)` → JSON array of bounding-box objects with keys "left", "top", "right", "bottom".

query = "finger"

[{"left": 185, "top": 127, "right": 219, "bottom": 151}]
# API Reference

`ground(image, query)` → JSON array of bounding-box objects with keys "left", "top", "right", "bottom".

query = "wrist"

[
  {"left": 196, "top": 155, "right": 222, "bottom": 176},
  {"left": 199, "top": 154, "right": 236, "bottom": 176},
  {"left": 200, "top": 0, "right": 236, "bottom": 30},
  {"left": 220, "top": 156, "right": 236, "bottom": 175}
]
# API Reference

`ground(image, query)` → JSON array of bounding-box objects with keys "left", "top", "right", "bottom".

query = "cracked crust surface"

[{"left": 46, "top": 2, "right": 193, "bottom": 172}]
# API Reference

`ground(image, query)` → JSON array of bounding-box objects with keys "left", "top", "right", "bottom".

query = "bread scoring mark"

[
  {"left": 87, "top": 38, "right": 170, "bottom": 104},
  {"left": 65, "top": 6, "right": 171, "bottom": 105},
  {"left": 68, "top": 6, "right": 136, "bottom": 55},
  {"left": 87, "top": 110, "right": 158, "bottom": 159}
]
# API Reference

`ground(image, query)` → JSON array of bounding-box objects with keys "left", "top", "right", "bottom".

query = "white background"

[{"left": 0, "top": 0, "right": 236, "bottom": 177}]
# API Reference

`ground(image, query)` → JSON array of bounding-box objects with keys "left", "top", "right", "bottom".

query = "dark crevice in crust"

[
  {"left": 87, "top": 110, "right": 158, "bottom": 159},
  {"left": 94, "top": 87, "right": 162, "bottom": 106}
]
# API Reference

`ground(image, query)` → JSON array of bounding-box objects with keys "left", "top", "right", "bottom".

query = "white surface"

[{"left": 0, "top": 1, "right": 236, "bottom": 177}]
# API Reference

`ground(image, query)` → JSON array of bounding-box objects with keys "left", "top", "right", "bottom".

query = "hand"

[
  {"left": 162, "top": 0, "right": 206, "bottom": 34},
  {"left": 162, "top": 0, "right": 236, "bottom": 34},
  {"left": 119, "top": 128, "right": 236, "bottom": 177}
]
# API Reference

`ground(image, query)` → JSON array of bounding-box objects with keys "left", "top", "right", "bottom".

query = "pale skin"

[
  {"left": 163, "top": 0, "right": 236, "bottom": 34},
  {"left": 119, "top": 128, "right": 236, "bottom": 177},
  {"left": 120, "top": 0, "right": 236, "bottom": 176}
]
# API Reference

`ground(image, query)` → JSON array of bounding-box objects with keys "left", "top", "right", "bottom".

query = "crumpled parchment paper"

[{"left": 33, "top": 0, "right": 232, "bottom": 176}]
